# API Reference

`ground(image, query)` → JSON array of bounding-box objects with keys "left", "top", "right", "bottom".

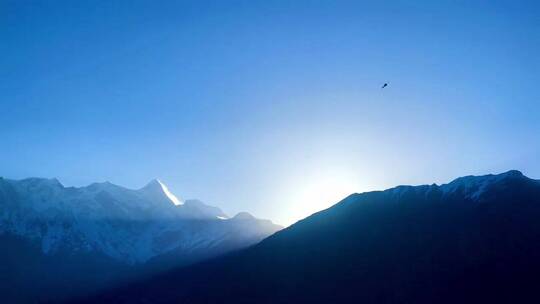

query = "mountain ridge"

[
  {"left": 89, "top": 170, "right": 540, "bottom": 303},
  {"left": 0, "top": 176, "right": 281, "bottom": 262},
  {"left": 0, "top": 176, "right": 282, "bottom": 303}
]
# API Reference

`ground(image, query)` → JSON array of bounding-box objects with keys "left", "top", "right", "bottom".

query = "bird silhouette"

[{"left": 381, "top": 83, "right": 388, "bottom": 89}]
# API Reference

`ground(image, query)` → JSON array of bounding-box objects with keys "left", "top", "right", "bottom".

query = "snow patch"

[{"left": 157, "top": 180, "right": 183, "bottom": 205}]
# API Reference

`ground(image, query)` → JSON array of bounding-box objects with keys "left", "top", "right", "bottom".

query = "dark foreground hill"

[{"left": 85, "top": 170, "right": 540, "bottom": 303}]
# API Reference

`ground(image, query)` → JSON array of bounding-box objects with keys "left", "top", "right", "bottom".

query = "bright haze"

[{"left": 2, "top": 1, "right": 539, "bottom": 226}]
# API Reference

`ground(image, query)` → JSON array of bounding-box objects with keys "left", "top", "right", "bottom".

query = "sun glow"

[{"left": 282, "top": 173, "right": 368, "bottom": 226}]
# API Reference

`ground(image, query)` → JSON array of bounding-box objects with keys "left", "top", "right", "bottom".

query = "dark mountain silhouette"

[{"left": 87, "top": 170, "right": 540, "bottom": 303}]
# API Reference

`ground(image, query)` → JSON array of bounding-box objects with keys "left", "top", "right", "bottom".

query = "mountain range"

[
  {"left": 87, "top": 170, "right": 540, "bottom": 303},
  {"left": 0, "top": 177, "right": 281, "bottom": 302}
]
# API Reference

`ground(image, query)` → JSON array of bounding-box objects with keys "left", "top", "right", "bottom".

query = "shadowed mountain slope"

[{"left": 90, "top": 170, "right": 540, "bottom": 303}]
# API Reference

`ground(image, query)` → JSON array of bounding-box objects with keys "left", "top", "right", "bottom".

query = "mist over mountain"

[
  {"left": 90, "top": 170, "right": 540, "bottom": 303},
  {"left": 0, "top": 177, "right": 281, "bottom": 302}
]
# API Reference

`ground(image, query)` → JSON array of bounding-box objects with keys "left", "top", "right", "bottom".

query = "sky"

[{"left": 2, "top": 0, "right": 540, "bottom": 226}]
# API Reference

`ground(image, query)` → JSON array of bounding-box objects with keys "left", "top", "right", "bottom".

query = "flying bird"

[{"left": 381, "top": 83, "right": 388, "bottom": 89}]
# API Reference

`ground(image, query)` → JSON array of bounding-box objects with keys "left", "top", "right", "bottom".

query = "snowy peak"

[
  {"left": 141, "top": 179, "right": 162, "bottom": 190},
  {"left": 0, "top": 176, "right": 282, "bottom": 264},
  {"left": 440, "top": 170, "right": 528, "bottom": 200},
  {"left": 18, "top": 177, "right": 64, "bottom": 189},
  {"left": 233, "top": 212, "right": 256, "bottom": 220},
  {"left": 139, "top": 179, "right": 183, "bottom": 206},
  {"left": 183, "top": 199, "right": 228, "bottom": 219},
  {"left": 382, "top": 170, "right": 533, "bottom": 203},
  {"left": 445, "top": 170, "right": 525, "bottom": 187}
]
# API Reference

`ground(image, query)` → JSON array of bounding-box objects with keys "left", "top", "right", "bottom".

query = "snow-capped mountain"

[{"left": 0, "top": 177, "right": 281, "bottom": 263}]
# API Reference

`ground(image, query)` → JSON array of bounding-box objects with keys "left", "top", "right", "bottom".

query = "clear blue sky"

[{"left": 2, "top": 0, "right": 539, "bottom": 225}]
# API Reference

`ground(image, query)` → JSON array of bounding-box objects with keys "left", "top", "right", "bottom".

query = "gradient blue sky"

[{"left": 2, "top": 0, "right": 539, "bottom": 225}]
